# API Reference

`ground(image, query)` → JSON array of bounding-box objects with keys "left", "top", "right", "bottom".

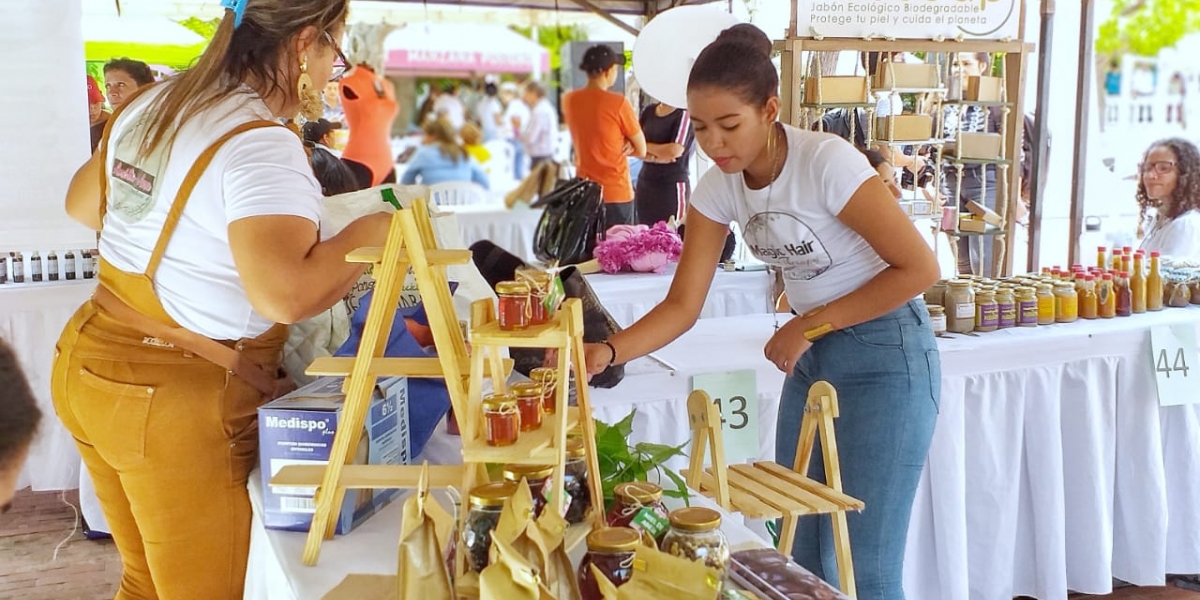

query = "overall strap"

[{"left": 143, "top": 120, "right": 282, "bottom": 280}]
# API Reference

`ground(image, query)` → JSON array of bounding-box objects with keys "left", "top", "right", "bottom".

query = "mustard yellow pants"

[{"left": 52, "top": 302, "right": 284, "bottom": 600}]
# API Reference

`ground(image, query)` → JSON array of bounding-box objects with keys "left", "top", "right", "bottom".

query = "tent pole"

[
  {"left": 562, "top": 0, "right": 640, "bottom": 35},
  {"left": 1028, "top": 0, "right": 1055, "bottom": 272},
  {"left": 1067, "top": 0, "right": 1096, "bottom": 268}
]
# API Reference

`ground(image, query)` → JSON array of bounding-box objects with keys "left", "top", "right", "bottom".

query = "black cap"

[
  {"left": 580, "top": 44, "right": 625, "bottom": 73},
  {"left": 302, "top": 118, "right": 341, "bottom": 145}
]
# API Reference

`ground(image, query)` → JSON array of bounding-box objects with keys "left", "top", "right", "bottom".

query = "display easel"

[
  {"left": 683, "top": 383, "right": 864, "bottom": 597},
  {"left": 779, "top": 33, "right": 1033, "bottom": 277},
  {"left": 270, "top": 197, "right": 604, "bottom": 573}
]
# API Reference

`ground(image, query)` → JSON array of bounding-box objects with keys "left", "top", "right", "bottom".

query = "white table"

[
  {"left": 1, "top": 280, "right": 95, "bottom": 491},
  {"left": 587, "top": 265, "right": 774, "bottom": 328},
  {"left": 445, "top": 205, "right": 544, "bottom": 264}
]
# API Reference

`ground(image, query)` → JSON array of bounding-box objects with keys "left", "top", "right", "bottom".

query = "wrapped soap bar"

[{"left": 728, "top": 549, "right": 851, "bottom": 600}]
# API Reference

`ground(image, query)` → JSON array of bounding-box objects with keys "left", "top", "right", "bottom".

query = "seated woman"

[
  {"left": 1136, "top": 138, "right": 1200, "bottom": 259},
  {"left": 460, "top": 122, "right": 492, "bottom": 165},
  {"left": 400, "top": 118, "right": 490, "bottom": 189}
]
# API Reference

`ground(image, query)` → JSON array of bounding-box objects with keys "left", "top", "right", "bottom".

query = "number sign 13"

[
  {"left": 1150, "top": 325, "right": 1200, "bottom": 407},
  {"left": 691, "top": 370, "right": 760, "bottom": 464}
]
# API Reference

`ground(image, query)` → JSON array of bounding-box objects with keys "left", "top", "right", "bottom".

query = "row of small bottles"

[
  {"left": 927, "top": 249, "right": 1167, "bottom": 335},
  {"left": 0, "top": 250, "right": 97, "bottom": 285}
]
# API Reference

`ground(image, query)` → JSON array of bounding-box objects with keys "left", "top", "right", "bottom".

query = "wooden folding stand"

[
  {"left": 683, "top": 382, "right": 864, "bottom": 597},
  {"left": 270, "top": 196, "right": 605, "bottom": 580}
]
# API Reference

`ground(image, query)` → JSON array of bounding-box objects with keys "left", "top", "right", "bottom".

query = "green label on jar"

[{"left": 631, "top": 508, "right": 670, "bottom": 538}]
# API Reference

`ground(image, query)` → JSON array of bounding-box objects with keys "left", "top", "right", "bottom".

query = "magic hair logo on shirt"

[
  {"left": 112, "top": 159, "right": 155, "bottom": 195},
  {"left": 744, "top": 211, "right": 833, "bottom": 281}
]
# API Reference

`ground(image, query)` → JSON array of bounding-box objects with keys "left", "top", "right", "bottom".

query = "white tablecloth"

[
  {"left": 246, "top": 309, "right": 1200, "bottom": 600},
  {"left": 1, "top": 280, "right": 95, "bottom": 491},
  {"left": 587, "top": 265, "right": 774, "bottom": 328},
  {"left": 446, "top": 205, "right": 544, "bottom": 264}
]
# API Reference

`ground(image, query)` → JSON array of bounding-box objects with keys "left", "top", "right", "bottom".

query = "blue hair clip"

[{"left": 219, "top": 0, "right": 248, "bottom": 28}]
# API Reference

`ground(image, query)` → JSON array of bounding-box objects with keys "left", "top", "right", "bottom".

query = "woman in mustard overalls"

[{"left": 53, "top": 2, "right": 390, "bottom": 598}]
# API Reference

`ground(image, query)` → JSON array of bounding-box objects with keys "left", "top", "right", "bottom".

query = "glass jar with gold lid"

[
  {"left": 502, "top": 463, "right": 554, "bottom": 518},
  {"left": 945, "top": 280, "right": 976, "bottom": 334},
  {"left": 606, "top": 482, "right": 669, "bottom": 547},
  {"left": 578, "top": 527, "right": 641, "bottom": 600},
  {"left": 564, "top": 438, "right": 591, "bottom": 524},
  {"left": 662, "top": 507, "right": 731, "bottom": 576},
  {"left": 496, "top": 280, "right": 532, "bottom": 331},
  {"left": 482, "top": 393, "right": 519, "bottom": 446},
  {"left": 464, "top": 482, "right": 518, "bottom": 572},
  {"left": 529, "top": 367, "right": 558, "bottom": 414},
  {"left": 510, "top": 381, "right": 544, "bottom": 432}
]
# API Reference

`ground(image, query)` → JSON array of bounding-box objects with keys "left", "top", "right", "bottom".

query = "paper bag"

[
  {"left": 396, "top": 463, "right": 453, "bottom": 600},
  {"left": 616, "top": 545, "right": 722, "bottom": 600},
  {"left": 588, "top": 564, "right": 620, "bottom": 600},
  {"left": 491, "top": 478, "right": 546, "bottom": 576},
  {"left": 530, "top": 507, "right": 582, "bottom": 600},
  {"left": 479, "top": 537, "right": 557, "bottom": 600}
]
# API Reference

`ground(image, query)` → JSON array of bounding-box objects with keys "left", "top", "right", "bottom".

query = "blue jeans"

[
  {"left": 776, "top": 299, "right": 940, "bottom": 600},
  {"left": 511, "top": 139, "right": 528, "bottom": 180}
]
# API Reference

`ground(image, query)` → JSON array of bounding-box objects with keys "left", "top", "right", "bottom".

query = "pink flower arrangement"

[{"left": 593, "top": 221, "right": 683, "bottom": 274}]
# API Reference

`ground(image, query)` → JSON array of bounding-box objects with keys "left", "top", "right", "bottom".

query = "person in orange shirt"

[{"left": 563, "top": 44, "right": 647, "bottom": 228}]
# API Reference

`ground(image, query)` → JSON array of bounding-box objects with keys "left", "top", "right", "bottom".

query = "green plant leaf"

[
  {"left": 613, "top": 408, "right": 636, "bottom": 438},
  {"left": 661, "top": 468, "right": 692, "bottom": 506},
  {"left": 634, "top": 441, "right": 688, "bottom": 465}
]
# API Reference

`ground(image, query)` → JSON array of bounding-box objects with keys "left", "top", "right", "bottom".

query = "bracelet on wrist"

[{"left": 601, "top": 340, "right": 617, "bottom": 367}]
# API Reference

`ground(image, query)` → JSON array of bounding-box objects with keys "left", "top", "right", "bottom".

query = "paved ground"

[{"left": 2, "top": 489, "right": 1199, "bottom": 600}]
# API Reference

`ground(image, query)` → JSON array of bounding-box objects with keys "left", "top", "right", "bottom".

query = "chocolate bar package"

[{"left": 728, "top": 549, "right": 851, "bottom": 600}]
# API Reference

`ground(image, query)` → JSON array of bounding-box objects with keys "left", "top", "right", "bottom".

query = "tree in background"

[
  {"left": 177, "top": 16, "right": 221, "bottom": 42},
  {"left": 1095, "top": 0, "right": 1200, "bottom": 129},
  {"left": 510, "top": 24, "right": 588, "bottom": 95}
]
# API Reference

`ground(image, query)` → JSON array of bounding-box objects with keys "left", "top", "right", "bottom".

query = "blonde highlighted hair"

[
  {"left": 423, "top": 118, "right": 466, "bottom": 163},
  {"left": 136, "top": 0, "right": 349, "bottom": 158}
]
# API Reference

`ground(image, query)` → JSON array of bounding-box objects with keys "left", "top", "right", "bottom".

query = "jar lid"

[
  {"left": 948, "top": 279, "right": 972, "bottom": 288},
  {"left": 566, "top": 437, "right": 586, "bottom": 458},
  {"left": 469, "top": 482, "right": 519, "bottom": 507},
  {"left": 482, "top": 393, "right": 517, "bottom": 411},
  {"left": 529, "top": 368, "right": 557, "bottom": 383},
  {"left": 586, "top": 527, "right": 642, "bottom": 552},
  {"left": 614, "top": 482, "right": 663, "bottom": 504},
  {"left": 510, "top": 382, "right": 543, "bottom": 398},
  {"left": 516, "top": 268, "right": 553, "bottom": 283},
  {"left": 1036, "top": 283, "right": 1054, "bottom": 291},
  {"left": 495, "top": 280, "right": 531, "bottom": 295},
  {"left": 976, "top": 290, "right": 995, "bottom": 299},
  {"left": 502, "top": 464, "right": 554, "bottom": 481},
  {"left": 927, "top": 305, "right": 945, "bottom": 315},
  {"left": 668, "top": 507, "right": 722, "bottom": 532}
]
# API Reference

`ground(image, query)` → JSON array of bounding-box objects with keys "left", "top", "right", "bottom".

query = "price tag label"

[
  {"left": 691, "top": 370, "right": 759, "bottom": 464},
  {"left": 631, "top": 507, "right": 670, "bottom": 538},
  {"left": 1151, "top": 325, "right": 1200, "bottom": 407}
]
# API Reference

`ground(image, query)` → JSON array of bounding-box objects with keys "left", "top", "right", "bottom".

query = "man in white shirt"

[
  {"left": 520, "top": 80, "right": 558, "bottom": 170},
  {"left": 501, "top": 81, "right": 531, "bottom": 178},
  {"left": 433, "top": 83, "right": 466, "bottom": 130},
  {"left": 476, "top": 82, "right": 503, "bottom": 142}
]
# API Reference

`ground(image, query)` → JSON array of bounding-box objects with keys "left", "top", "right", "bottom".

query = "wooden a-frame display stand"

[{"left": 270, "top": 197, "right": 605, "bottom": 573}]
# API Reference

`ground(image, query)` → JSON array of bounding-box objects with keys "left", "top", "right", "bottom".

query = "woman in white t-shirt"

[
  {"left": 55, "top": 2, "right": 390, "bottom": 598},
  {"left": 582, "top": 25, "right": 940, "bottom": 600},
  {"left": 1136, "top": 138, "right": 1200, "bottom": 259}
]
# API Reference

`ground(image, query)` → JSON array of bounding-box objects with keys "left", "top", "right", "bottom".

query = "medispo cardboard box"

[{"left": 258, "top": 376, "right": 409, "bottom": 535}]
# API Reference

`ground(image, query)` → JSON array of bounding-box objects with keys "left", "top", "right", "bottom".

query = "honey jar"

[
  {"left": 511, "top": 382, "right": 544, "bottom": 432},
  {"left": 496, "top": 280, "right": 532, "bottom": 331},
  {"left": 482, "top": 393, "right": 519, "bottom": 446}
]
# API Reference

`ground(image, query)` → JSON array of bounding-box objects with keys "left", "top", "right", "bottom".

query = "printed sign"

[
  {"left": 692, "top": 370, "right": 760, "bottom": 464},
  {"left": 1151, "top": 325, "right": 1200, "bottom": 407},
  {"left": 798, "top": 0, "right": 1022, "bottom": 41}
]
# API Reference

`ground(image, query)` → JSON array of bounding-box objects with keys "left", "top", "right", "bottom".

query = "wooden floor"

[{"left": 2, "top": 488, "right": 1199, "bottom": 600}]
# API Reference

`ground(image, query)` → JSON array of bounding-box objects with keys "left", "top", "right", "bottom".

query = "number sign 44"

[{"left": 1150, "top": 325, "right": 1200, "bottom": 407}]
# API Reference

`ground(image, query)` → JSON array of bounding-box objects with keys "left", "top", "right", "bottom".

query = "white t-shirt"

[
  {"left": 502, "top": 100, "right": 531, "bottom": 141},
  {"left": 690, "top": 126, "right": 885, "bottom": 314},
  {"left": 100, "top": 84, "right": 323, "bottom": 340},
  {"left": 522, "top": 99, "right": 559, "bottom": 158},
  {"left": 1140, "top": 208, "right": 1200, "bottom": 259}
]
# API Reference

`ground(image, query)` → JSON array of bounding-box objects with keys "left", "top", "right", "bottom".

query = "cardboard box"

[
  {"left": 876, "top": 115, "right": 933, "bottom": 142},
  {"left": 966, "top": 200, "right": 1004, "bottom": 227},
  {"left": 958, "top": 215, "right": 989, "bottom": 233},
  {"left": 954, "top": 132, "right": 1003, "bottom": 160},
  {"left": 803, "top": 76, "right": 868, "bottom": 104},
  {"left": 965, "top": 76, "right": 1003, "bottom": 102},
  {"left": 259, "top": 376, "right": 410, "bottom": 534},
  {"left": 874, "top": 63, "right": 939, "bottom": 89}
]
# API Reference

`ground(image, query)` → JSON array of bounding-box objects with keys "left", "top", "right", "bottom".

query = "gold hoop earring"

[{"left": 296, "top": 56, "right": 322, "bottom": 122}]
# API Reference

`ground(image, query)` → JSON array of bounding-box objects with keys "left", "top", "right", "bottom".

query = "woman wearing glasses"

[
  {"left": 1136, "top": 138, "right": 1200, "bottom": 259},
  {"left": 54, "top": 2, "right": 387, "bottom": 598}
]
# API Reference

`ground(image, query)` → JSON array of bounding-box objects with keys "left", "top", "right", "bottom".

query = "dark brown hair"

[
  {"left": 1136, "top": 137, "right": 1200, "bottom": 223},
  {"left": 687, "top": 24, "right": 778, "bottom": 107},
  {"left": 137, "top": 0, "right": 349, "bottom": 158},
  {"left": 0, "top": 338, "right": 40, "bottom": 470},
  {"left": 104, "top": 58, "right": 155, "bottom": 86}
]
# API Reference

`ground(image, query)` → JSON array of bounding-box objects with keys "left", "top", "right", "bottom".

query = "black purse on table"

[{"left": 531, "top": 178, "right": 605, "bottom": 266}]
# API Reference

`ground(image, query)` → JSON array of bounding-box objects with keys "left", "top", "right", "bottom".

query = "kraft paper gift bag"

[
  {"left": 396, "top": 463, "right": 454, "bottom": 600},
  {"left": 616, "top": 545, "right": 722, "bottom": 600},
  {"left": 530, "top": 507, "right": 582, "bottom": 600},
  {"left": 479, "top": 537, "right": 557, "bottom": 600},
  {"left": 587, "top": 564, "right": 619, "bottom": 600},
  {"left": 491, "top": 478, "right": 544, "bottom": 573}
]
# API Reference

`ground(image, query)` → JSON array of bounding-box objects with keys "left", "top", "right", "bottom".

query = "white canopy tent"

[{"left": 383, "top": 22, "right": 550, "bottom": 78}]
